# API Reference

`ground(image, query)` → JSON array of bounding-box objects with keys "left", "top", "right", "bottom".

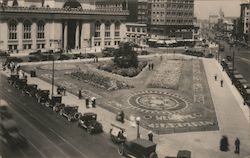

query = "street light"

[{"left": 136, "top": 116, "right": 141, "bottom": 139}]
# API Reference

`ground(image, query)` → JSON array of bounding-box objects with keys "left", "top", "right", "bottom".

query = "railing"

[{"left": 0, "top": 6, "right": 129, "bottom": 16}]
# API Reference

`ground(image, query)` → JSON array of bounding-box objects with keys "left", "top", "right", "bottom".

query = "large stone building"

[
  {"left": 240, "top": 3, "right": 250, "bottom": 44},
  {"left": 0, "top": 0, "right": 128, "bottom": 52},
  {"left": 147, "top": 0, "right": 195, "bottom": 40}
]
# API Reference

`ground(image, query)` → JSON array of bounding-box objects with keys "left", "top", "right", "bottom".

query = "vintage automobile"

[
  {"left": 78, "top": 113, "right": 103, "bottom": 134},
  {"left": 243, "top": 89, "right": 250, "bottom": 106},
  {"left": 59, "top": 106, "right": 81, "bottom": 122},
  {"left": 118, "top": 139, "right": 158, "bottom": 158},
  {"left": 7, "top": 74, "right": 19, "bottom": 85},
  {"left": 165, "top": 150, "right": 191, "bottom": 158},
  {"left": 0, "top": 105, "right": 12, "bottom": 120},
  {"left": 45, "top": 95, "right": 62, "bottom": 108},
  {"left": 35, "top": 89, "right": 50, "bottom": 104},
  {"left": 0, "top": 119, "right": 27, "bottom": 148},
  {"left": 235, "top": 79, "right": 248, "bottom": 92},
  {"left": 110, "top": 123, "right": 126, "bottom": 144},
  {"left": 52, "top": 103, "right": 66, "bottom": 112},
  {"left": 23, "top": 84, "right": 38, "bottom": 97},
  {"left": 14, "top": 78, "right": 27, "bottom": 90}
]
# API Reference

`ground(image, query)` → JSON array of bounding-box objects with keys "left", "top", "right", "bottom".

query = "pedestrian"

[
  {"left": 85, "top": 97, "right": 89, "bottom": 108},
  {"left": 78, "top": 89, "right": 82, "bottom": 99},
  {"left": 151, "top": 63, "right": 154, "bottom": 70},
  {"left": 93, "top": 58, "right": 96, "bottom": 63},
  {"left": 57, "top": 87, "right": 61, "bottom": 95},
  {"left": 91, "top": 97, "right": 96, "bottom": 108},
  {"left": 96, "top": 56, "right": 98, "bottom": 63},
  {"left": 63, "top": 87, "right": 66, "bottom": 96},
  {"left": 214, "top": 74, "right": 217, "bottom": 81},
  {"left": 220, "top": 135, "right": 229, "bottom": 152},
  {"left": 234, "top": 138, "right": 240, "bottom": 154},
  {"left": 220, "top": 79, "right": 224, "bottom": 87},
  {"left": 148, "top": 131, "right": 153, "bottom": 142},
  {"left": 148, "top": 63, "right": 151, "bottom": 70}
]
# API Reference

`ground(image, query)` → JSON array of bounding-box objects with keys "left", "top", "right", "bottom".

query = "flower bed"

[
  {"left": 68, "top": 68, "right": 133, "bottom": 91},
  {"left": 147, "top": 60, "right": 183, "bottom": 89},
  {"left": 98, "top": 61, "right": 148, "bottom": 77}
]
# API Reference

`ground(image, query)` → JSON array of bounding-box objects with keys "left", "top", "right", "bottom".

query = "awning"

[
  {"left": 148, "top": 39, "right": 157, "bottom": 42},
  {"left": 165, "top": 40, "right": 177, "bottom": 44},
  {"left": 157, "top": 40, "right": 165, "bottom": 44}
]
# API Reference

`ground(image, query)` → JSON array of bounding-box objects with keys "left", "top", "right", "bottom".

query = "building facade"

[
  {"left": 125, "top": 23, "right": 147, "bottom": 46},
  {"left": 147, "top": 0, "right": 195, "bottom": 40},
  {"left": 137, "top": 0, "right": 148, "bottom": 24},
  {"left": 0, "top": 0, "right": 128, "bottom": 52},
  {"left": 240, "top": 3, "right": 250, "bottom": 43}
]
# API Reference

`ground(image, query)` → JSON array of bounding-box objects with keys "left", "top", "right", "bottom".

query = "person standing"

[
  {"left": 151, "top": 63, "right": 154, "bottom": 70},
  {"left": 91, "top": 97, "right": 96, "bottom": 108},
  {"left": 214, "top": 74, "right": 217, "bottom": 81},
  {"left": 234, "top": 138, "right": 240, "bottom": 154},
  {"left": 148, "top": 131, "right": 153, "bottom": 142},
  {"left": 220, "top": 135, "right": 229, "bottom": 152},
  {"left": 85, "top": 97, "right": 89, "bottom": 108},
  {"left": 220, "top": 79, "right": 224, "bottom": 87},
  {"left": 78, "top": 89, "right": 82, "bottom": 99}
]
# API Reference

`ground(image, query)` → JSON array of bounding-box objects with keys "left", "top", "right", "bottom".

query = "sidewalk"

[{"left": 1, "top": 56, "right": 250, "bottom": 158}]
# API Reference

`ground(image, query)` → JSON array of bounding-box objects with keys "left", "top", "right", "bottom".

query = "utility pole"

[{"left": 51, "top": 53, "right": 55, "bottom": 97}]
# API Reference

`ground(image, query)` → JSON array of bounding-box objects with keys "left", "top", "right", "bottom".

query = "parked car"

[
  {"left": 165, "top": 150, "right": 191, "bottom": 158},
  {"left": 45, "top": 95, "right": 62, "bottom": 108},
  {"left": 14, "top": 78, "right": 27, "bottom": 90},
  {"left": 7, "top": 74, "right": 19, "bottom": 85},
  {"left": 0, "top": 119, "right": 27, "bottom": 148},
  {"left": 52, "top": 103, "right": 66, "bottom": 112},
  {"left": 59, "top": 106, "right": 81, "bottom": 122},
  {"left": 110, "top": 123, "right": 126, "bottom": 144},
  {"left": 23, "top": 84, "right": 38, "bottom": 97},
  {"left": 35, "top": 89, "right": 50, "bottom": 104},
  {"left": 118, "top": 139, "right": 158, "bottom": 158},
  {"left": 78, "top": 113, "right": 103, "bottom": 134},
  {"left": 243, "top": 89, "right": 250, "bottom": 106}
]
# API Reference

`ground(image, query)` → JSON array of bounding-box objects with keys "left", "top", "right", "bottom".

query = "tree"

[{"left": 113, "top": 42, "right": 138, "bottom": 68}]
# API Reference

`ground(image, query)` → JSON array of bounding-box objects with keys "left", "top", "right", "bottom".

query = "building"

[
  {"left": 95, "top": 0, "right": 128, "bottom": 11},
  {"left": 0, "top": 0, "right": 128, "bottom": 52},
  {"left": 240, "top": 3, "right": 250, "bottom": 44},
  {"left": 125, "top": 23, "right": 147, "bottom": 46},
  {"left": 147, "top": 0, "right": 195, "bottom": 40},
  {"left": 208, "top": 15, "right": 219, "bottom": 29},
  {"left": 137, "top": 0, "right": 148, "bottom": 24}
]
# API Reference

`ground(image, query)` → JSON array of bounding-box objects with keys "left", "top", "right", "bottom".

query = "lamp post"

[
  {"left": 51, "top": 52, "right": 55, "bottom": 97},
  {"left": 232, "top": 47, "right": 235, "bottom": 85},
  {"left": 136, "top": 116, "right": 141, "bottom": 139}
]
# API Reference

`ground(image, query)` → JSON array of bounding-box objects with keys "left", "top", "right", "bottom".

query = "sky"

[{"left": 194, "top": 0, "right": 246, "bottom": 19}]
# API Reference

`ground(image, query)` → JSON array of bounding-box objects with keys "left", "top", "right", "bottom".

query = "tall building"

[
  {"left": 147, "top": 0, "right": 195, "bottom": 40},
  {"left": 0, "top": 0, "right": 128, "bottom": 52},
  {"left": 137, "top": 0, "right": 148, "bottom": 24},
  {"left": 240, "top": 3, "right": 250, "bottom": 44}
]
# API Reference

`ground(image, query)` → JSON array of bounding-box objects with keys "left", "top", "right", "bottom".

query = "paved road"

[{"left": 0, "top": 73, "right": 121, "bottom": 158}]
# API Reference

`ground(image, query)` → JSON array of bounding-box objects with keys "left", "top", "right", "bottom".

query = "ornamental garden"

[{"left": 22, "top": 42, "right": 218, "bottom": 134}]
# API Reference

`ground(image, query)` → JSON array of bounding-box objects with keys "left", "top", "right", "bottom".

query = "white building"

[{"left": 0, "top": 0, "right": 128, "bottom": 52}]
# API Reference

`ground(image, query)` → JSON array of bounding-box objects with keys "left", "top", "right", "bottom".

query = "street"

[{"left": 0, "top": 74, "right": 121, "bottom": 158}]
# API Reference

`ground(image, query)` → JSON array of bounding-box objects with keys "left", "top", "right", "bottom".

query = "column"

[
  {"left": 100, "top": 22, "right": 105, "bottom": 47},
  {"left": 0, "top": 22, "right": 8, "bottom": 50},
  {"left": 63, "top": 21, "right": 68, "bottom": 50},
  {"left": 31, "top": 22, "right": 37, "bottom": 50},
  {"left": 110, "top": 22, "right": 115, "bottom": 46},
  {"left": 17, "top": 22, "right": 23, "bottom": 50},
  {"left": 44, "top": 22, "right": 50, "bottom": 49},
  {"left": 75, "top": 21, "right": 80, "bottom": 49}
]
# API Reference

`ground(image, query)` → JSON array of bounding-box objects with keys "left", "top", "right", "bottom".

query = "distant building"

[
  {"left": 209, "top": 15, "right": 219, "bottom": 29},
  {"left": 137, "top": 0, "right": 148, "bottom": 24},
  {"left": 0, "top": 0, "right": 128, "bottom": 52},
  {"left": 240, "top": 3, "right": 250, "bottom": 43},
  {"left": 125, "top": 23, "right": 147, "bottom": 46},
  {"left": 147, "top": 0, "right": 195, "bottom": 40}
]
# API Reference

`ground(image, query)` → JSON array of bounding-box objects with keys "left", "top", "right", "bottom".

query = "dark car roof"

[
  {"left": 131, "top": 139, "right": 156, "bottom": 148},
  {"left": 84, "top": 112, "right": 96, "bottom": 116}
]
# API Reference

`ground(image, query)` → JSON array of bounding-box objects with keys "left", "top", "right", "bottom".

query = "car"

[
  {"left": 243, "top": 89, "right": 250, "bottom": 106},
  {"left": 7, "top": 74, "right": 19, "bottom": 85},
  {"left": 45, "top": 95, "right": 62, "bottom": 108},
  {"left": 78, "top": 113, "right": 103, "bottom": 134},
  {"left": 14, "top": 78, "right": 27, "bottom": 90},
  {"left": 118, "top": 139, "right": 158, "bottom": 158},
  {"left": 52, "top": 103, "right": 66, "bottom": 112},
  {"left": 0, "top": 119, "right": 27, "bottom": 148},
  {"left": 23, "top": 84, "right": 38, "bottom": 97},
  {"left": 35, "top": 89, "right": 50, "bottom": 104},
  {"left": 59, "top": 106, "right": 81, "bottom": 122}
]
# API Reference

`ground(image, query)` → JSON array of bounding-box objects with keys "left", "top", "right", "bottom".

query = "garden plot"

[{"left": 147, "top": 60, "right": 183, "bottom": 89}]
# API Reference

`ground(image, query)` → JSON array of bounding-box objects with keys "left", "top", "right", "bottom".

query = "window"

[
  {"left": 95, "top": 22, "right": 101, "bottom": 37},
  {"left": 37, "top": 21, "right": 45, "bottom": 39},
  {"left": 8, "top": 20, "right": 17, "bottom": 40},
  {"left": 23, "top": 20, "right": 31, "bottom": 39},
  {"left": 105, "top": 22, "right": 110, "bottom": 37},
  {"left": 115, "top": 22, "right": 120, "bottom": 37},
  {"left": 23, "top": 44, "right": 32, "bottom": 50}
]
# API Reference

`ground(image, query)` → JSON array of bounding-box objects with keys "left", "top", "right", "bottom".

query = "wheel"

[
  {"left": 74, "top": 113, "right": 81, "bottom": 120},
  {"left": 118, "top": 144, "right": 127, "bottom": 156}
]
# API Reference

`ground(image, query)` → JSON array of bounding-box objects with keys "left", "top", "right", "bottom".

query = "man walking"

[
  {"left": 220, "top": 79, "right": 224, "bottom": 87},
  {"left": 148, "top": 131, "right": 153, "bottom": 142},
  {"left": 214, "top": 74, "right": 217, "bottom": 81},
  {"left": 234, "top": 138, "right": 240, "bottom": 154}
]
